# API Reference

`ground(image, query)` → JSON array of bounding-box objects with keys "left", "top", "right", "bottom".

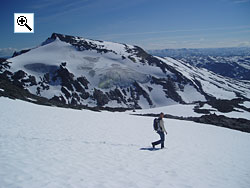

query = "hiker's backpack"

[{"left": 153, "top": 118, "right": 160, "bottom": 131}]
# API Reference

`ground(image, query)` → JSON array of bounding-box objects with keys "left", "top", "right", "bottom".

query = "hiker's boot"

[
  {"left": 152, "top": 143, "right": 155, "bottom": 149},
  {"left": 161, "top": 143, "right": 164, "bottom": 149}
]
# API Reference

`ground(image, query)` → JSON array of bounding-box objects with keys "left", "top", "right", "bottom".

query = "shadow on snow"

[{"left": 140, "top": 147, "right": 162, "bottom": 151}]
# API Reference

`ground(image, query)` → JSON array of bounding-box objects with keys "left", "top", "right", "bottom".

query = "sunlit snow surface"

[{"left": 1, "top": 97, "right": 250, "bottom": 188}]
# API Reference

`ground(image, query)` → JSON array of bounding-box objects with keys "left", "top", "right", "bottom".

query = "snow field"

[{"left": 0, "top": 97, "right": 250, "bottom": 188}]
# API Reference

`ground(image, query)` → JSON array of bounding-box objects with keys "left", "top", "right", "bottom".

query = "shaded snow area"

[{"left": 1, "top": 97, "right": 250, "bottom": 188}]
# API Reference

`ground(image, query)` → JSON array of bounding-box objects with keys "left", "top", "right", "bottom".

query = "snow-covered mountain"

[{"left": 1, "top": 33, "right": 250, "bottom": 108}]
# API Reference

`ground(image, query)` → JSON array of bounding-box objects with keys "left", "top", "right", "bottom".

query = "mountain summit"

[{"left": 1, "top": 33, "right": 250, "bottom": 108}]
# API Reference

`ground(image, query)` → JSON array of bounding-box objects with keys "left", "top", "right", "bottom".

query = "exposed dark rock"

[
  {"left": 72, "top": 92, "right": 80, "bottom": 102},
  {"left": 194, "top": 108, "right": 213, "bottom": 114},
  {"left": 12, "top": 49, "right": 30, "bottom": 57},
  {"left": 61, "top": 87, "right": 71, "bottom": 99},
  {"left": 73, "top": 80, "right": 85, "bottom": 92},
  {"left": 93, "top": 89, "right": 109, "bottom": 106},
  {"left": 80, "top": 91, "right": 90, "bottom": 100},
  {"left": 207, "top": 98, "right": 244, "bottom": 113},
  {"left": 151, "top": 77, "right": 184, "bottom": 103},
  {"left": 53, "top": 64, "right": 74, "bottom": 91},
  {"left": 12, "top": 70, "right": 26, "bottom": 80},
  {"left": 77, "top": 76, "right": 89, "bottom": 89},
  {"left": 107, "top": 88, "right": 127, "bottom": 104},
  {"left": 28, "top": 76, "right": 37, "bottom": 86},
  {"left": 51, "top": 95, "right": 66, "bottom": 104},
  {"left": 0, "top": 60, "right": 11, "bottom": 71},
  {"left": 49, "top": 33, "right": 111, "bottom": 54},
  {"left": 0, "top": 70, "right": 13, "bottom": 80},
  {"left": 133, "top": 82, "right": 153, "bottom": 106},
  {"left": 21, "top": 75, "right": 37, "bottom": 86}
]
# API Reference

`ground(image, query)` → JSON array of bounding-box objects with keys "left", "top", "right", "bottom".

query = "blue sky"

[{"left": 0, "top": 0, "right": 250, "bottom": 56}]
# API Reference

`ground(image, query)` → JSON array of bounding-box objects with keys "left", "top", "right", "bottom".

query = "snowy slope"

[
  {"left": 159, "top": 57, "right": 250, "bottom": 100},
  {"left": 1, "top": 97, "right": 250, "bottom": 188},
  {"left": 243, "top": 101, "right": 250, "bottom": 108},
  {"left": 1, "top": 33, "right": 250, "bottom": 108}
]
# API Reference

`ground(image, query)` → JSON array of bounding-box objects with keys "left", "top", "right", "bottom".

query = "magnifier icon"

[{"left": 17, "top": 16, "right": 32, "bottom": 31}]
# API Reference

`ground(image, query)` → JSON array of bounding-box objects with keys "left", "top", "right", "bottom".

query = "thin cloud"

[
  {"left": 132, "top": 29, "right": 250, "bottom": 47},
  {"left": 31, "top": 0, "right": 94, "bottom": 22},
  {"left": 237, "top": 41, "right": 250, "bottom": 46},
  {"left": 88, "top": 25, "right": 250, "bottom": 39},
  {"left": 35, "top": 0, "right": 150, "bottom": 23},
  {"left": 232, "top": 0, "right": 250, "bottom": 3},
  {"left": 144, "top": 39, "right": 250, "bottom": 50},
  {"left": 220, "top": 0, "right": 250, "bottom": 4},
  {"left": 30, "top": 0, "right": 69, "bottom": 9}
]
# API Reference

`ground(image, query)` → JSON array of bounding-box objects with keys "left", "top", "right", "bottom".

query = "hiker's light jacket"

[{"left": 159, "top": 119, "right": 167, "bottom": 134}]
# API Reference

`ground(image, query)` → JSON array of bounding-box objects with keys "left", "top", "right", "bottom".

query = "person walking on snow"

[{"left": 152, "top": 112, "right": 167, "bottom": 149}]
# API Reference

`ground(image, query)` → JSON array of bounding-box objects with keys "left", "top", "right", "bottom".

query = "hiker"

[{"left": 152, "top": 112, "right": 168, "bottom": 149}]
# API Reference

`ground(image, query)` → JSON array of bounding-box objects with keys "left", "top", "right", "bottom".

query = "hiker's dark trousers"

[{"left": 153, "top": 131, "right": 165, "bottom": 148}]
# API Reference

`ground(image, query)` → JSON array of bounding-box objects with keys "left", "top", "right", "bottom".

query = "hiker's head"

[{"left": 160, "top": 112, "right": 164, "bottom": 118}]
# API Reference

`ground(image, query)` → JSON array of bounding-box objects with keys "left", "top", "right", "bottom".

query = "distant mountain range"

[
  {"left": 148, "top": 47, "right": 250, "bottom": 58},
  {"left": 149, "top": 47, "right": 250, "bottom": 80},
  {"left": 0, "top": 33, "right": 249, "bottom": 110}
]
